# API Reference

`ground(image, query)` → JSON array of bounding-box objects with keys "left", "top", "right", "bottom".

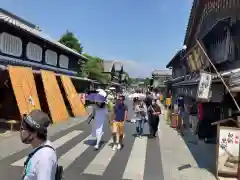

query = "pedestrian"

[
  {"left": 177, "top": 95, "right": 185, "bottom": 135},
  {"left": 91, "top": 101, "right": 108, "bottom": 150},
  {"left": 134, "top": 99, "right": 147, "bottom": 138},
  {"left": 145, "top": 91, "right": 153, "bottom": 108},
  {"left": 111, "top": 95, "right": 128, "bottom": 150},
  {"left": 148, "top": 99, "right": 161, "bottom": 138},
  {"left": 20, "top": 109, "right": 61, "bottom": 180},
  {"left": 107, "top": 95, "right": 115, "bottom": 144}
]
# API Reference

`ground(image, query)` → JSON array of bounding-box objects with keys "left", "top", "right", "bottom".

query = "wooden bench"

[{"left": 0, "top": 119, "right": 20, "bottom": 131}]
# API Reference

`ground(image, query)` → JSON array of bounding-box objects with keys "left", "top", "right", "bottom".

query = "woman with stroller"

[{"left": 134, "top": 98, "right": 148, "bottom": 138}]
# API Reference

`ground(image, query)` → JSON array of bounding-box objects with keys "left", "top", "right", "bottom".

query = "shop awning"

[
  {"left": 172, "top": 70, "right": 233, "bottom": 87},
  {"left": 0, "top": 64, "right": 95, "bottom": 82},
  {"left": 164, "top": 76, "right": 185, "bottom": 85}
]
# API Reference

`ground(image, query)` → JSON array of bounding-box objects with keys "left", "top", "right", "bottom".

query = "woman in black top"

[{"left": 148, "top": 99, "right": 161, "bottom": 138}]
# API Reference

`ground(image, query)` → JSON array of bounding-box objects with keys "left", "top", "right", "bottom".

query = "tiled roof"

[
  {"left": 103, "top": 60, "right": 115, "bottom": 72},
  {"left": 184, "top": 0, "right": 198, "bottom": 46},
  {"left": 152, "top": 69, "right": 172, "bottom": 76},
  {"left": 0, "top": 8, "right": 88, "bottom": 61},
  {"left": 114, "top": 61, "right": 123, "bottom": 71},
  {"left": 103, "top": 60, "right": 123, "bottom": 72}
]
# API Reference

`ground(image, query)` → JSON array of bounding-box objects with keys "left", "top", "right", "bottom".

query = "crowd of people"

[{"left": 18, "top": 89, "right": 162, "bottom": 180}]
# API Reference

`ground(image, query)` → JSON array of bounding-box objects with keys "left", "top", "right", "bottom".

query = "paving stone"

[
  {"left": 0, "top": 106, "right": 92, "bottom": 160},
  {"left": 159, "top": 112, "right": 217, "bottom": 180}
]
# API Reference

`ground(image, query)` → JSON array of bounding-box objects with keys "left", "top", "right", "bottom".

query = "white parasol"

[
  {"left": 96, "top": 89, "right": 107, "bottom": 98},
  {"left": 128, "top": 93, "right": 146, "bottom": 100}
]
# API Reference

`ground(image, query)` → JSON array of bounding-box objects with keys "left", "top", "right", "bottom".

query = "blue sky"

[{"left": 2, "top": 0, "right": 193, "bottom": 77}]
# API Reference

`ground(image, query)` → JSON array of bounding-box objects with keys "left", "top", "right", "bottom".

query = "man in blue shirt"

[{"left": 111, "top": 96, "right": 128, "bottom": 150}]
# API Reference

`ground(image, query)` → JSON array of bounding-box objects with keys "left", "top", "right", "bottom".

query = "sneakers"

[
  {"left": 112, "top": 144, "right": 122, "bottom": 151},
  {"left": 112, "top": 144, "right": 117, "bottom": 151},
  {"left": 94, "top": 144, "right": 99, "bottom": 150},
  {"left": 117, "top": 144, "right": 122, "bottom": 150}
]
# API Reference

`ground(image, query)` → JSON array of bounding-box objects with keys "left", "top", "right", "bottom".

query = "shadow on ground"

[{"left": 178, "top": 128, "right": 216, "bottom": 176}]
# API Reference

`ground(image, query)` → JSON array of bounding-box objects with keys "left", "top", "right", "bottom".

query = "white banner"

[{"left": 197, "top": 72, "right": 212, "bottom": 101}]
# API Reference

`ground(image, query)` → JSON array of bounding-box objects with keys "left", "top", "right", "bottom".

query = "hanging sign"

[{"left": 197, "top": 72, "right": 212, "bottom": 101}]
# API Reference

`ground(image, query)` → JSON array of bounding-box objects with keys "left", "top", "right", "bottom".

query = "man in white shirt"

[{"left": 20, "top": 109, "right": 57, "bottom": 180}]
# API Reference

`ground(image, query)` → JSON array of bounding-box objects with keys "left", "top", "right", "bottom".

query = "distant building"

[{"left": 151, "top": 69, "right": 172, "bottom": 92}]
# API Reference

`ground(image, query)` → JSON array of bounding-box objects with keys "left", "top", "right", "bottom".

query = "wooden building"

[
  {"left": 103, "top": 60, "right": 126, "bottom": 91},
  {"left": 151, "top": 69, "right": 172, "bottom": 93},
  {"left": 0, "top": 8, "right": 93, "bottom": 128},
  {"left": 166, "top": 0, "right": 240, "bottom": 142}
]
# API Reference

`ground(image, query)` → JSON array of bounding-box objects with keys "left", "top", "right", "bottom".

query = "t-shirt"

[
  {"left": 177, "top": 97, "right": 184, "bottom": 109},
  {"left": 134, "top": 104, "right": 147, "bottom": 120},
  {"left": 23, "top": 140, "right": 57, "bottom": 180},
  {"left": 114, "top": 103, "right": 128, "bottom": 122}
]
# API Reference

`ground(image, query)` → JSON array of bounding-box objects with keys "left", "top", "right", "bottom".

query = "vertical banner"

[
  {"left": 197, "top": 72, "right": 212, "bottom": 101},
  {"left": 60, "top": 75, "right": 87, "bottom": 116},
  {"left": 8, "top": 66, "right": 41, "bottom": 117},
  {"left": 41, "top": 70, "right": 68, "bottom": 122}
]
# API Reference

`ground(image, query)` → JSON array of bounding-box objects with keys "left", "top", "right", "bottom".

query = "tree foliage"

[
  {"left": 82, "top": 54, "right": 109, "bottom": 83},
  {"left": 59, "top": 31, "right": 83, "bottom": 54},
  {"left": 59, "top": 31, "right": 128, "bottom": 85}
]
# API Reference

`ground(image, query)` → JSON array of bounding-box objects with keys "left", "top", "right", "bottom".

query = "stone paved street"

[
  {"left": 159, "top": 114, "right": 217, "bottom": 180},
  {"left": 0, "top": 100, "right": 218, "bottom": 180}
]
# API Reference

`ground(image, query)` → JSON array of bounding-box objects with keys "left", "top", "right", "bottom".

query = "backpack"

[{"left": 22, "top": 145, "right": 63, "bottom": 180}]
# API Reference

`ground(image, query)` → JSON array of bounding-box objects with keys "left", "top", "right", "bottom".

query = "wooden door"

[
  {"left": 60, "top": 75, "right": 87, "bottom": 116},
  {"left": 41, "top": 70, "right": 68, "bottom": 122},
  {"left": 8, "top": 66, "right": 41, "bottom": 118}
]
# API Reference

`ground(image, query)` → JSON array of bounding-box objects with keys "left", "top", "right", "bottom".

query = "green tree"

[
  {"left": 59, "top": 31, "right": 83, "bottom": 54},
  {"left": 82, "top": 54, "right": 109, "bottom": 83}
]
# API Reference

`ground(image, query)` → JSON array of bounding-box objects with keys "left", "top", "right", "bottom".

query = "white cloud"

[
  {"left": 95, "top": 55, "right": 156, "bottom": 78},
  {"left": 115, "top": 60, "right": 153, "bottom": 78}
]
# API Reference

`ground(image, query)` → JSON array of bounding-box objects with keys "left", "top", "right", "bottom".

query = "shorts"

[{"left": 112, "top": 121, "right": 124, "bottom": 135}]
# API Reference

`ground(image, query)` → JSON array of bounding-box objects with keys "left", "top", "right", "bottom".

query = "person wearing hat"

[{"left": 20, "top": 109, "right": 57, "bottom": 180}]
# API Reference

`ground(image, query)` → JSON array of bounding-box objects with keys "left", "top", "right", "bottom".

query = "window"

[
  {"left": 59, "top": 54, "right": 69, "bottom": 68},
  {"left": 0, "top": 32, "right": 22, "bottom": 57},
  {"left": 26, "top": 42, "right": 42, "bottom": 62},
  {"left": 45, "top": 49, "right": 57, "bottom": 66}
]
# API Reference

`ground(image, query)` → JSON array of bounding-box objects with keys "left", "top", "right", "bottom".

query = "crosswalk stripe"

[
  {"left": 83, "top": 139, "right": 117, "bottom": 175},
  {"left": 11, "top": 130, "right": 83, "bottom": 167},
  {"left": 122, "top": 136, "right": 147, "bottom": 180},
  {"left": 58, "top": 134, "right": 92, "bottom": 170}
]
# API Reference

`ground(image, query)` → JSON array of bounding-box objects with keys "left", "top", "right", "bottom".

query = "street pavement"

[
  {"left": 0, "top": 99, "right": 164, "bottom": 180},
  {"left": 0, "top": 99, "right": 217, "bottom": 180}
]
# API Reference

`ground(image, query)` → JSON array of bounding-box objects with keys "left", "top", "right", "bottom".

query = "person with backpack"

[{"left": 20, "top": 109, "right": 62, "bottom": 180}]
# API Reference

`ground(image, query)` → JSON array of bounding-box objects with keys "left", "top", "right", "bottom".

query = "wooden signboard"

[
  {"left": 8, "top": 66, "right": 41, "bottom": 117},
  {"left": 60, "top": 75, "right": 87, "bottom": 117},
  {"left": 41, "top": 70, "right": 68, "bottom": 122},
  {"left": 217, "top": 126, "right": 240, "bottom": 178}
]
